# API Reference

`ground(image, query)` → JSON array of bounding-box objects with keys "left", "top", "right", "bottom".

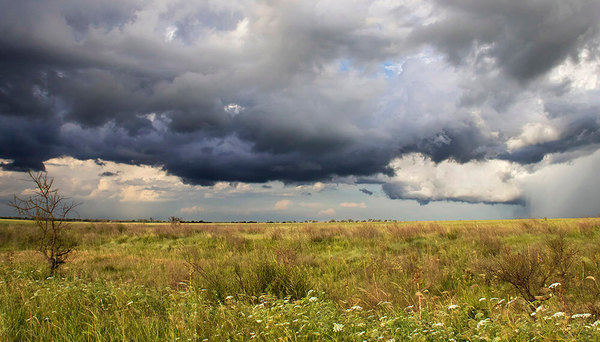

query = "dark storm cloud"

[
  {"left": 359, "top": 188, "right": 373, "bottom": 196},
  {"left": 410, "top": 0, "right": 600, "bottom": 83},
  {"left": 501, "top": 112, "right": 600, "bottom": 164},
  {"left": 399, "top": 124, "right": 499, "bottom": 163},
  {"left": 0, "top": 0, "right": 599, "bottom": 206},
  {"left": 99, "top": 171, "right": 118, "bottom": 177}
]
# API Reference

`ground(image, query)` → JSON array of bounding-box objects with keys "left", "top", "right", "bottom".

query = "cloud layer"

[{"left": 1, "top": 0, "right": 599, "bottom": 209}]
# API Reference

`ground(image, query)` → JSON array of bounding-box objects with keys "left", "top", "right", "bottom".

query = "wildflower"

[
  {"left": 309, "top": 296, "right": 318, "bottom": 302},
  {"left": 572, "top": 313, "right": 592, "bottom": 319},
  {"left": 478, "top": 297, "right": 486, "bottom": 302},
  {"left": 552, "top": 312, "right": 565, "bottom": 318},
  {"left": 448, "top": 304, "right": 459, "bottom": 310},
  {"left": 333, "top": 323, "right": 344, "bottom": 332},
  {"left": 432, "top": 322, "right": 444, "bottom": 328},
  {"left": 497, "top": 299, "right": 505, "bottom": 305},
  {"left": 350, "top": 305, "right": 363, "bottom": 311},
  {"left": 477, "top": 318, "right": 490, "bottom": 328},
  {"left": 126, "top": 301, "right": 133, "bottom": 306},
  {"left": 386, "top": 339, "right": 396, "bottom": 342},
  {"left": 548, "top": 282, "right": 561, "bottom": 289},
  {"left": 225, "top": 295, "right": 234, "bottom": 300}
]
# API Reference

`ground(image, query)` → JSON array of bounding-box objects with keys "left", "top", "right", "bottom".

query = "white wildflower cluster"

[
  {"left": 447, "top": 304, "right": 459, "bottom": 310},
  {"left": 333, "top": 323, "right": 344, "bottom": 332},
  {"left": 477, "top": 318, "right": 490, "bottom": 329},
  {"left": 347, "top": 305, "right": 363, "bottom": 312},
  {"left": 571, "top": 313, "right": 592, "bottom": 319},
  {"left": 552, "top": 312, "right": 566, "bottom": 318},
  {"left": 308, "top": 296, "right": 318, "bottom": 302},
  {"left": 548, "top": 282, "right": 561, "bottom": 289},
  {"left": 531, "top": 305, "right": 545, "bottom": 317}
]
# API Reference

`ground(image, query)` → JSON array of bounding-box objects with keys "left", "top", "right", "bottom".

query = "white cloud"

[
  {"left": 549, "top": 48, "right": 599, "bottom": 90},
  {"left": 318, "top": 208, "right": 336, "bottom": 216},
  {"left": 312, "top": 182, "right": 326, "bottom": 192},
  {"left": 224, "top": 103, "right": 245, "bottom": 115},
  {"left": 120, "top": 186, "right": 161, "bottom": 202},
  {"left": 507, "top": 122, "right": 561, "bottom": 151},
  {"left": 384, "top": 153, "right": 525, "bottom": 204},
  {"left": 340, "top": 202, "right": 367, "bottom": 208},
  {"left": 295, "top": 181, "right": 331, "bottom": 193},
  {"left": 274, "top": 199, "right": 292, "bottom": 210},
  {"left": 164, "top": 25, "right": 178, "bottom": 42}
]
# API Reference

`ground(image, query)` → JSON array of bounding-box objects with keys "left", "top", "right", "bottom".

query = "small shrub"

[
  {"left": 480, "top": 236, "right": 579, "bottom": 311},
  {"left": 480, "top": 246, "right": 552, "bottom": 307}
]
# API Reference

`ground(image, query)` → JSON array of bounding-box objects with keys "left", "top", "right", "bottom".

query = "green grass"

[{"left": 1, "top": 218, "right": 600, "bottom": 341}]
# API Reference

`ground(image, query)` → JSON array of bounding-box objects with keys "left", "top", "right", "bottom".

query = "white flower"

[
  {"left": 333, "top": 323, "right": 344, "bottom": 332},
  {"left": 350, "top": 305, "right": 363, "bottom": 311},
  {"left": 548, "top": 282, "right": 561, "bottom": 289},
  {"left": 309, "top": 296, "right": 318, "bottom": 302},
  {"left": 447, "top": 304, "right": 459, "bottom": 310},
  {"left": 552, "top": 312, "right": 566, "bottom": 318},
  {"left": 477, "top": 318, "right": 490, "bottom": 328},
  {"left": 432, "top": 322, "right": 444, "bottom": 327},
  {"left": 572, "top": 313, "right": 592, "bottom": 319},
  {"left": 478, "top": 297, "right": 486, "bottom": 302},
  {"left": 225, "top": 296, "right": 234, "bottom": 300}
]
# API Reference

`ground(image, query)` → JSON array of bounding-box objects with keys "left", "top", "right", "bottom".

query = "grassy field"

[{"left": 1, "top": 218, "right": 600, "bottom": 341}]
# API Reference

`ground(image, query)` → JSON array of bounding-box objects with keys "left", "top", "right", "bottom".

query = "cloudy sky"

[{"left": 1, "top": 0, "right": 599, "bottom": 221}]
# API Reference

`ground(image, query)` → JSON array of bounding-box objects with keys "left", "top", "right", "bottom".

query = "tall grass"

[{"left": 1, "top": 218, "right": 600, "bottom": 340}]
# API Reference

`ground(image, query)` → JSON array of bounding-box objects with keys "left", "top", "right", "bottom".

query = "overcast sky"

[{"left": 1, "top": 0, "right": 599, "bottom": 221}]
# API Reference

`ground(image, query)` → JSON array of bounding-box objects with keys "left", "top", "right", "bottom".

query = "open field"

[{"left": 1, "top": 218, "right": 600, "bottom": 341}]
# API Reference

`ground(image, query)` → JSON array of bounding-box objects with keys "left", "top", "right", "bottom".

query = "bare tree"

[{"left": 8, "top": 170, "right": 80, "bottom": 276}]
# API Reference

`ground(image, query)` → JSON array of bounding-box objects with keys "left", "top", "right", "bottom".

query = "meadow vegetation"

[{"left": 1, "top": 218, "right": 600, "bottom": 341}]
